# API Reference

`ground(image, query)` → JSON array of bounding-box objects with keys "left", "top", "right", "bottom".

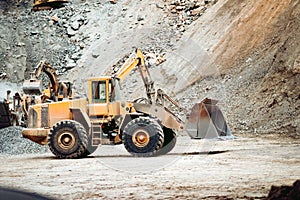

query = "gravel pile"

[{"left": 0, "top": 126, "right": 48, "bottom": 155}]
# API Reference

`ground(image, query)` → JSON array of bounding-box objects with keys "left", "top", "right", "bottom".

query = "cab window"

[{"left": 92, "top": 81, "right": 106, "bottom": 103}]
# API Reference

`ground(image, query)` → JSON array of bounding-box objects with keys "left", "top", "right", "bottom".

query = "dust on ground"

[{"left": 0, "top": 134, "right": 299, "bottom": 200}]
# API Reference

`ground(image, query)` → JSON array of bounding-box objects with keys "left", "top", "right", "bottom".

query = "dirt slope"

[
  {"left": 159, "top": 0, "right": 297, "bottom": 91},
  {"left": 157, "top": 0, "right": 299, "bottom": 134}
]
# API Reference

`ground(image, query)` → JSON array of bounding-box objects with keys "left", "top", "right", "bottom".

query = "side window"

[{"left": 92, "top": 81, "right": 106, "bottom": 103}]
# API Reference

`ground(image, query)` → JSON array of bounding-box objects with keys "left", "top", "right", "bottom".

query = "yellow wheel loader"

[
  {"left": 32, "top": 0, "right": 68, "bottom": 11},
  {"left": 2, "top": 49, "right": 231, "bottom": 158},
  {"left": 0, "top": 60, "right": 72, "bottom": 129}
]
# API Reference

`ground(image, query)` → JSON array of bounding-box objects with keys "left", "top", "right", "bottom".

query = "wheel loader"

[
  {"left": 2, "top": 49, "right": 232, "bottom": 158},
  {"left": 0, "top": 60, "right": 73, "bottom": 129},
  {"left": 32, "top": 0, "right": 68, "bottom": 11}
]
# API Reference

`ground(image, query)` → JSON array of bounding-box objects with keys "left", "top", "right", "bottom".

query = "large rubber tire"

[
  {"left": 83, "top": 136, "right": 98, "bottom": 157},
  {"left": 123, "top": 117, "right": 164, "bottom": 157},
  {"left": 157, "top": 127, "right": 177, "bottom": 155},
  {"left": 48, "top": 120, "right": 88, "bottom": 159}
]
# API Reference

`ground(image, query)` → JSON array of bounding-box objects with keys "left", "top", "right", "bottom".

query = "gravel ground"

[
  {"left": 0, "top": 134, "right": 299, "bottom": 199},
  {"left": 0, "top": 126, "right": 48, "bottom": 155}
]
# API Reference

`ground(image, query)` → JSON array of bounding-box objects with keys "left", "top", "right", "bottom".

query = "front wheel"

[
  {"left": 48, "top": 120, "right": 88, "bottom": 159},
  {"left": 157, "top": 127, "right": 177, "bottom": 155},
  {"left": 123, "top": 117, "right": 164, "bottom": 157},
  {"left": 83, "top": 136, "right": 98, "bottom": 157}
]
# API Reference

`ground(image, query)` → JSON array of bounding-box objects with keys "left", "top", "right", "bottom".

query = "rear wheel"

[
  {"left": 158, "top": 127, "right": 177, "bottom": 155},
  {"left": 123, "top": 117, "right": 164, "bottom": 157},
  {"left": 48, "top": 120, "right": 88, "bottom": 159}
]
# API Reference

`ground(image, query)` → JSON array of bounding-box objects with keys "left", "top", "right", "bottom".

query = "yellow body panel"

[
  {"left": 48, "top": 101, "right": 72, "bottom": 127},
  {"left": 88, "top": 104, "right": 108, "bottom": 116},
  {"left": 108, "top": 102, "right": 121, "bottom": 116},
  {"left": 48, "top": 98, "right": 87, "bottom": 127},
  {"left": 28, "top": 98, "right": 87, "bottom": 128},
  {"left": 69, "top": 98, "right": 87, "bottom": 110}
]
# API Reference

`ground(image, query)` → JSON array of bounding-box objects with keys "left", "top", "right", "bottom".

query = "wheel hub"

[
  {"left": 132, "top": 130, "right": 150, "bottom": 148},
  {"left": 58, "top": 132, "right": 76, "bottom": 150}
]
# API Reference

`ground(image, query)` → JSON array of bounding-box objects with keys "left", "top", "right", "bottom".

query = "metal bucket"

[
  {"left": 186, "top": 98, "right": 232, "bottom": 139},
  {"left": 22, "top": 79, "right": 43, "bottom": 95}
]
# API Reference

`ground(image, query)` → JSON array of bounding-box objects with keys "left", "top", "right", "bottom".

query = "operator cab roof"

[{"left": 88, "top": 76, "right": 112, "bottom": 81}]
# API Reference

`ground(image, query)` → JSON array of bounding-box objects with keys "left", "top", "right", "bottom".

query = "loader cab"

[
  {"left": 90, "top": 79, "right": 109, "bottom": 103},
  {"left": 87, "top": 77, "right": 121, "bottom": 117}
]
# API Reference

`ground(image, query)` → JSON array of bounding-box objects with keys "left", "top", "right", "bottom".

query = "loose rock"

[{"left": 0, "top": 126, "right": 48, "bottom": 155}]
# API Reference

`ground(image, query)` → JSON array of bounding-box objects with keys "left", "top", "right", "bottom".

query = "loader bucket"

[
  {"left": 23, "top": 79, "right": 42, "bottom": 95},
  {"left": 186, "top": 98, "right": 232, "bottom": 139}
]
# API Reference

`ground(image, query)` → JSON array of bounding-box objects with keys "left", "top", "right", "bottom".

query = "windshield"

[{"left": 91, "top": 81, "right": 106, "bottom": 103}]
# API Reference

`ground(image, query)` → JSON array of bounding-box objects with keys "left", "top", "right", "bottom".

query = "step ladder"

[
  {"left": 91, "top": 122, "right": 113, "bottom": 145},
  {"left": 91, "top": 122, "right": 101, "bottom": 146}
]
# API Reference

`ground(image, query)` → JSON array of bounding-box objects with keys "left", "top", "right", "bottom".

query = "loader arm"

[
  {"left": 33, "top": 60, "right": 59, "bottom": 97},
  {"left": 114, "top": 49, "right": 183, "bottom": 122},
  {"left": 23, "top": 60, "right": 73, "bottom": 101},
  {"left": 115, "top": 49, "right": 156, "bottom": 104}
]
